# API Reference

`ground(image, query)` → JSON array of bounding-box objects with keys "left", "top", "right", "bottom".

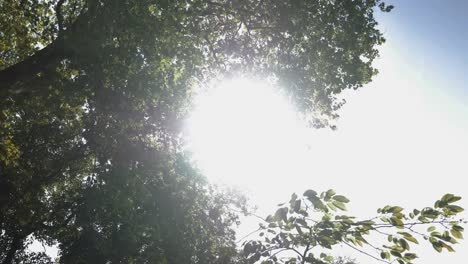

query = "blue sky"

[{"left": 378, "top": 0, "right": 467, "bottom": 101}]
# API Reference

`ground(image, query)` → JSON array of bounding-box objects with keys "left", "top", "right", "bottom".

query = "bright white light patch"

[{"left": 186, "top": 78, "right": 310, "bottom": 188}]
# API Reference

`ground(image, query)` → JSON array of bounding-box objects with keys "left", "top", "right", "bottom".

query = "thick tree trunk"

[
  {"left": 0, "top": 7, "right": 93, "bottom": 95},
  {"left": 0, "top": 38, "right": 68, "bottom": 94}
]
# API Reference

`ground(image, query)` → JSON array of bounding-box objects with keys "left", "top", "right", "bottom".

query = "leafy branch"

[{"left": 241, "top": 190, "right": 465, "bottom": 264}]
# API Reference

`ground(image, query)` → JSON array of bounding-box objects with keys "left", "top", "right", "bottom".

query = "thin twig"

[
  {"left": 236, "top": 228, "right": 262, "bottom": 243},
  {"left": 343, "top": 241, "right": 390, "bottom": 264}
]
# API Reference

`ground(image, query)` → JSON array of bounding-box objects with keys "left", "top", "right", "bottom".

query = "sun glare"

[{"left": 186, "top": 78, "right": 310, "bottom": 188}]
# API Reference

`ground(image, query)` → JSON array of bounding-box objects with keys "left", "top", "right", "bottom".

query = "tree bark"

[
  {"left": 0, "top": 6, "right": 92, "bottom": 95},
  {"left": 0, "top": 38, "right": 68, "bottom": 95}
]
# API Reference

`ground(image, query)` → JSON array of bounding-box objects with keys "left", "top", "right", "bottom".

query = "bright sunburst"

[{"left": 186, "top": 77, "right": 310, "bottom": 188}]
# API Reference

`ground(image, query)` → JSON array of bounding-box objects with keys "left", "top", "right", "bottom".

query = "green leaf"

[
  {"left": 266, "top": 215, "right": 273, "bottom": 222},
  {"left": 311, "top": 197, "right": 328, "bottom": 212},
  {"left": 293, "top": 200, "right": 301, "bottom": 213},
  {"left": 448, "top": 196, "right": 462, "bottom": 203},
  {"left": 390, "top": 250, "right": 402, "bottom": 258},
  {"left": 290, "top": 193, "right": 298, "bottom": 202},
  {"left": 431, "top": 240, "right": 443, "bottom": 252},
  {"left": 380, "top": 251, "right": 391, "bottom": 260},
  {"left": 440, "top": 241, "right": 455, "bottom": 252},
  {"left": 390, "top": 216, "right": 404, "bottom": 227},
  {"left": 324, "top": 189, "right": 336, "bottom": 201},
  {"left": 398, "top": 232, "right": 419, "bottom": 244},
  {"left": 441, "top": 194, "right": 461, "bottom": 204},
  {"left": 405, "top": 236, "right": 419, "bottom": 244},
  {"left": 333, "top": 195, "right": 350, "bottom": 203},
  {"left": 355, "top": 239, "right": 363, "bottom": 247},
  {"left": 447, "top": 205, "right": 464, "bottom": 213},
  {"left": 404, "top": 253, "right": 417, "bottom": 260},
  {"left": 360, "top": 220, "right": 375, "bottom": 226},
  {"left": 390, "top": 206, "right": 404, "bottom": 214},
  {"left": 303, "top": 189, "right": 317, "bottom": 198},
  {"left": 332, "top": 201, "right": 347, "bottom": 211},
  {"left": 380, "top": 252, "right": 387, "bottom": 259},
  {"left": 274, "top": 207, "right": 288, "bottom": 222},
  {"left": 418, "top": 215, "right": 429, "bottom": 223},
  {"left": 451, "top": 229, "right": 463, "bottom": 239},
  {"left": 327, "top": 202, "right": 337, "bottom": 211},
  {"left": 399, "top": 238, "right": 410, "bottom": 250}
]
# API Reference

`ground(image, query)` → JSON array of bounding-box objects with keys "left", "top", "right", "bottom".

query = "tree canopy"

[
  {"left": 0, "top": 0, "right": 394, "bottom": 126},
  {"left": 2, "top": 1, "right": 463, "bottom": 264}
]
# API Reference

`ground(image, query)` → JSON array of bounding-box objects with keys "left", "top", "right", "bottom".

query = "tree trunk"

[
  {"left": 0, "top": 7, "right": 92, "bottom": 95},
  {"left": 0, "top": 38, "right": 68, "bottom": 95}
]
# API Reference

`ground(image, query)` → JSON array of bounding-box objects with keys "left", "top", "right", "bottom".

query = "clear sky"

[
  {"left": 378, "top": 0, "right": 467, "bottom": 101},
  {"left": 187, "top": 1, "right": 468, "bottom": 264}
]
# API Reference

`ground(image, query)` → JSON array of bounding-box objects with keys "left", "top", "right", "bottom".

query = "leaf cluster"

[{"left": 242, "top": 190, "right": 465, "bottom": 264}]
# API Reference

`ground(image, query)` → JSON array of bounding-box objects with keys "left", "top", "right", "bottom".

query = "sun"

[{"left": 185, "top": 77, "right": 311, "bottom": 188}]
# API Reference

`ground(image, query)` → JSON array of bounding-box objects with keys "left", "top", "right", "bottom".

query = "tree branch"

[
  {"left": 0, "top": 3, "right": 89, "bottom": 94},
  {"left": 236, "top": 228, "right": 262, "bottom": 243},
  {"left": 301, "top": 243, "right": 310, "bottom": 264},
  {"left": 0, "top": 38, "right": 66, "bottom": 94},
  {"left": 343, "top": 241, "right": 390, "bottom": 264},
  {"left": 55, "top": 0, "right": 66, "bottom": 35}
]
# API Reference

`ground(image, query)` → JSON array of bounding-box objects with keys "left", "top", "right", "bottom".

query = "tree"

[
  {"left": 242, "top": 190, "right": 465, "bottom": 264},
  {"left": 0, "top": 0, "right": 394, "bottom": 126},
  {"left": 1, "top": 0, "right": 399, "bottom": 263}
]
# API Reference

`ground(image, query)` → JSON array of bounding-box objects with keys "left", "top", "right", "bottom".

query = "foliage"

[
  {"left": 332, "top": 257, "right": 357, "bottom": 264},
  {"left": 242, "top": 190, "right": 465, "bottom": 264},
  {"left": 0, "top": 0, "right": 394, "bottom": 127},
  {"left": 0, "top": 0, "right": 398, "bottom": 263}
]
